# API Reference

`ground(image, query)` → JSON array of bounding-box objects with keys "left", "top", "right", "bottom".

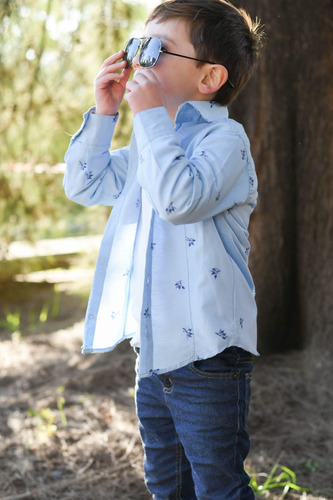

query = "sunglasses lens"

[
  {"left": 139, "top": 38, "right": 161, "bottom": 68},
  {"left": 124, "top": 38, "right": 141, "bottom": 67}
]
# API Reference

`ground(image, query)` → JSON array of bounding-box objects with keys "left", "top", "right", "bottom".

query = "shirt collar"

[{"left": 175, "top": 100, "right": 229, "bottom": 127}]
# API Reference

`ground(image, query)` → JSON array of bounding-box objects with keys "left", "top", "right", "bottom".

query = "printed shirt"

[{"left": 64, "top": 100, "right": 259, "bottom": 378}]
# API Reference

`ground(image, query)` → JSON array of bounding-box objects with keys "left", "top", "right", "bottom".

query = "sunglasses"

[{"left": 123, "top": 37, "right": 234, "bottom": 88}]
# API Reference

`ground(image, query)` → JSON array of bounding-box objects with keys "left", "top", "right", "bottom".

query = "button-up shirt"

[{"left": 64, "top": 100, "right": 259, "bottom": 377}]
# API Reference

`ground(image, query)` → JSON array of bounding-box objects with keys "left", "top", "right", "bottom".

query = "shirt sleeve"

[
  {"left": 133, "top": 106, "right": 257, "bottom": 225},
  {"left": 63, "top": 108, "right": 129, "bottom": 207}
]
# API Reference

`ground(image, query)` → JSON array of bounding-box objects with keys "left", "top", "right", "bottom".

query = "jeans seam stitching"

[
  {"left": 175, "top": 439, "right": 182, "bottom": 499},
  {"left": 189, "top": 365, "right": 240, "bottom": 379}
]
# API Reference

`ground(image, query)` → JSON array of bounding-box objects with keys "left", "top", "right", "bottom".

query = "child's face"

[{"left": 134, "top": 18, "right": 207, "bottom": 119}]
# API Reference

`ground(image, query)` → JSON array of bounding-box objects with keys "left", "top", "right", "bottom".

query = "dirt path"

[{"left": 0, "top": 263, "right": 332, "bottom": 499}]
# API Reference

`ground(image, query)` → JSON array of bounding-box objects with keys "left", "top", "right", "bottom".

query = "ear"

[{"left": 198, "top": 65, "right": 229, "bottom": 96}]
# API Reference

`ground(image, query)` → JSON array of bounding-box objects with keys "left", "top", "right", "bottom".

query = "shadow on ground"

[{"left": 0, "top": 255, "right": 332, "bottom": 499}]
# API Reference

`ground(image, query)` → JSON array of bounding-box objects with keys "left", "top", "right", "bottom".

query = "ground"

[{"left": 0, "top": 249, "right": 332, "bottom": 500}]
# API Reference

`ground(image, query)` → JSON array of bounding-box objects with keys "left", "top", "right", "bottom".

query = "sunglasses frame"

[{"left": 124, "top": 37, "right": 234, "bottom": 88}]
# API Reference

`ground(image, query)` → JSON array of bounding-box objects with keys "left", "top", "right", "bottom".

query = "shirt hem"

[{"left": 138, "top": 342, "right": 259, "bottom": 378}]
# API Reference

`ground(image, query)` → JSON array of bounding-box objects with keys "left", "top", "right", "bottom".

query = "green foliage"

[
  {"left": 27, "top": 386, "right": 68, "bottom": 443},
  {"left": 249, "top": 464, "right": 312, "bottom": 497},
  {"left": 0, "top": 0, "right": 147, "bottom": 164},
  {"left": 0, "top": 0, "right": 149, "bottom": 253},
  {"left": 0, "top": 294, "right": 60, "bottom": 338},
  {"left": 304, "top": 458, "right": 322, "bottom": 473},
  {"left": 0, "top": 168, "right": 110, "bottom": 256},
  {"left": 28, "top": 407, "right": 58, "bottom": 444},
  {"left": 57, "top": 385, "right": 68, "bottom": 427},
  {"left": 0, "top": 310, "right": 21, "bottom": 334}
]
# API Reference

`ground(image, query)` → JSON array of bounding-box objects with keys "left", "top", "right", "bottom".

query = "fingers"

[
  {"left": 126, "top": 69, "right": 159, "bottom": 91},
  {"left": 101, "top": 50, "right": 125, "bottom": 69},
  {"left": 97, "top": 60, "right": 127, "bottom": 82},
  {"left": 94, "top": 51, "right": 133, "bottom": 116},
  {"left": 96, "top": 50, "right": 131, "bottom": 82},
  {"left": 125, "top": 70, "right": 164, "bottom": 114}
]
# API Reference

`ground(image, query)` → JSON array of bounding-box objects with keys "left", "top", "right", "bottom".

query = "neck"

[{"left": 167, "top": 105, "right": 178, "bottom": 124}]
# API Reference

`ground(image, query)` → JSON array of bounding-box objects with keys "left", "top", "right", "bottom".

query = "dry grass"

[
  {"left": 0, "top": 324, "right": 148, "bottom": 499},
  {"left": 0, "top": 266, "right": 332, "bottom": 500},
  {"left": 248, "top": 352, "right": 333, "bottom": 499}
]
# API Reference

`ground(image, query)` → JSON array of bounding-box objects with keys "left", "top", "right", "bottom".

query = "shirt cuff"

[{"left": 70, "top": 107, "right": 119, "bottom": 147}]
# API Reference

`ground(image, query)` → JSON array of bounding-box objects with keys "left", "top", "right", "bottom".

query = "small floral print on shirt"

[
  {"left": 136, "top": 199, "right": 141, "bottom": 208},
  {"left": 210, "top": 267, "right": 221, "bottom": 279},
  {"left": 186, "top": 237, "right": 196, "bottom": 247},
  {"left": 215, "top": 329, "right": 228, "bottom": 340},
  {"left": 114, "top": 191, "right": 122, "bottom": 199},
  {"left": 241, "top": 149, "right": 247, "bottom": 160},
  {"left": 111, "top": 311, "right": 119, "bottom": 320},
  {"left": 79, "top": 160, "right": 93, "bottom": 180},
  {"left": 149, "top": 368, "right": 160, "bottom": 375},
  {"left": 144, "top": 308, "right": 151, "bottom": 318},
  {"left": 199, "top": 150, "right": 208, "bottom": 158},
  {"left": 151, "top": 242, "right": 156, "bottom": 250},
  {"left": 166, "top": 202, "right": 176, "bottom": 215},
  {"left": 216, "top": 192, "right": 221, "bottom": 202},
  {"left": 240, "top": 318, "right": 244, "bottom": 329},
  {"left": 183, "top": 327, "right": 194, "bottom": 338},
  {"left": 249, "top": 176, "right": 255, "bottom": 188},
  {"left": 175, "top": 280, "right": 185, "bottom": 290}
]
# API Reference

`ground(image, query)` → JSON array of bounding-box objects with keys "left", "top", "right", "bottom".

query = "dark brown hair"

[{"left": 146, "top": 0, "right": 265, "bottom": 106}]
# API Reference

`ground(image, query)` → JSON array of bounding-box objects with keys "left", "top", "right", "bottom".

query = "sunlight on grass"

[{"left": 250, "top": 463, "right": 312, "bottom": 497}]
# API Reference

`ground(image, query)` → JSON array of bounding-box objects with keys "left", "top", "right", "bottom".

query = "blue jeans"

[{"left": 135, "top": 347, "right": 254, "bottom": 500}]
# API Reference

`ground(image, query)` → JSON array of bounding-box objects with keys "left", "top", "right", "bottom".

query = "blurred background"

[
  {"left": 0, "top": 0, "right": 332, "bottom": 499},
  {"left": 0, "top": 0, "right": 158, "bottom": 255}
]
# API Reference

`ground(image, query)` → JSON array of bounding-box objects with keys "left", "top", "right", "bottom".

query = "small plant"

[
  {"left": 28, "top": 407, "right": 57, "bottom": 444},
  {"left": 28, "top": 386, "right": 68, "bottom": 443},
  {"left": 1, "top": 290, "right": 61, "bottom": 338},
  {"left": 304, "top": 458, "right": 322, "bottom": 472},
  {"left": 57, "top": 385, "right": 68, "bottom": 427},
  {"left": 0, "top": 311, "right": 21, "bottom": 334},
  {"left": 38, "top": 291, "right": 61, "bottom": 324},
  {"left": 249, "top": 463, "right": 312, "bottom": 498}
]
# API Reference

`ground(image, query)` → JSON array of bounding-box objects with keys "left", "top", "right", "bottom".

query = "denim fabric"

[{"left": 135, "top": 347, "right": 254, "bottom": 500}]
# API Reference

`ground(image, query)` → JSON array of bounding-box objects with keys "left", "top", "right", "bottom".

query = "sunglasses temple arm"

[{"left": 160, "top": 49, "right": 234, "bottom": 88}]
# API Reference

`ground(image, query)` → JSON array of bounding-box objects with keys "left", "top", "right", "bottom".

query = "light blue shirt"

[{"left": 64, "top": 100, "right": 259, "bottom": 377}]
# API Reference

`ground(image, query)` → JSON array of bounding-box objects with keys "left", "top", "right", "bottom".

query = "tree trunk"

[{"left": 230, "top": 0, "right": 333, "bottom": 372}]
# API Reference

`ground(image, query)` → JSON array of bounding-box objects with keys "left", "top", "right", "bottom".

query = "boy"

[{"left": 64, "top": 1, "right": 264, "bottom": 498}]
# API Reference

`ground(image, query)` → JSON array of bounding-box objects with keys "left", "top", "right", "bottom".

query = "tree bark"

[{"left": 230, "top": 0, "right": 333, "bottom": 369}]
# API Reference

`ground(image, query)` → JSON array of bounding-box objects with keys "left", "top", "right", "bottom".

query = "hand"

[
  {"left": 125, "top": 70, "right": 165, "bottom": 115},
  {"left": 94, "top": 51, "right": 132, "bottom": 116}
]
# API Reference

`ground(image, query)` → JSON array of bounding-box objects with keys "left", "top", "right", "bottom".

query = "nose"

[{"left": 132, "top": 52, "right": 141, "bottom": 70}]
